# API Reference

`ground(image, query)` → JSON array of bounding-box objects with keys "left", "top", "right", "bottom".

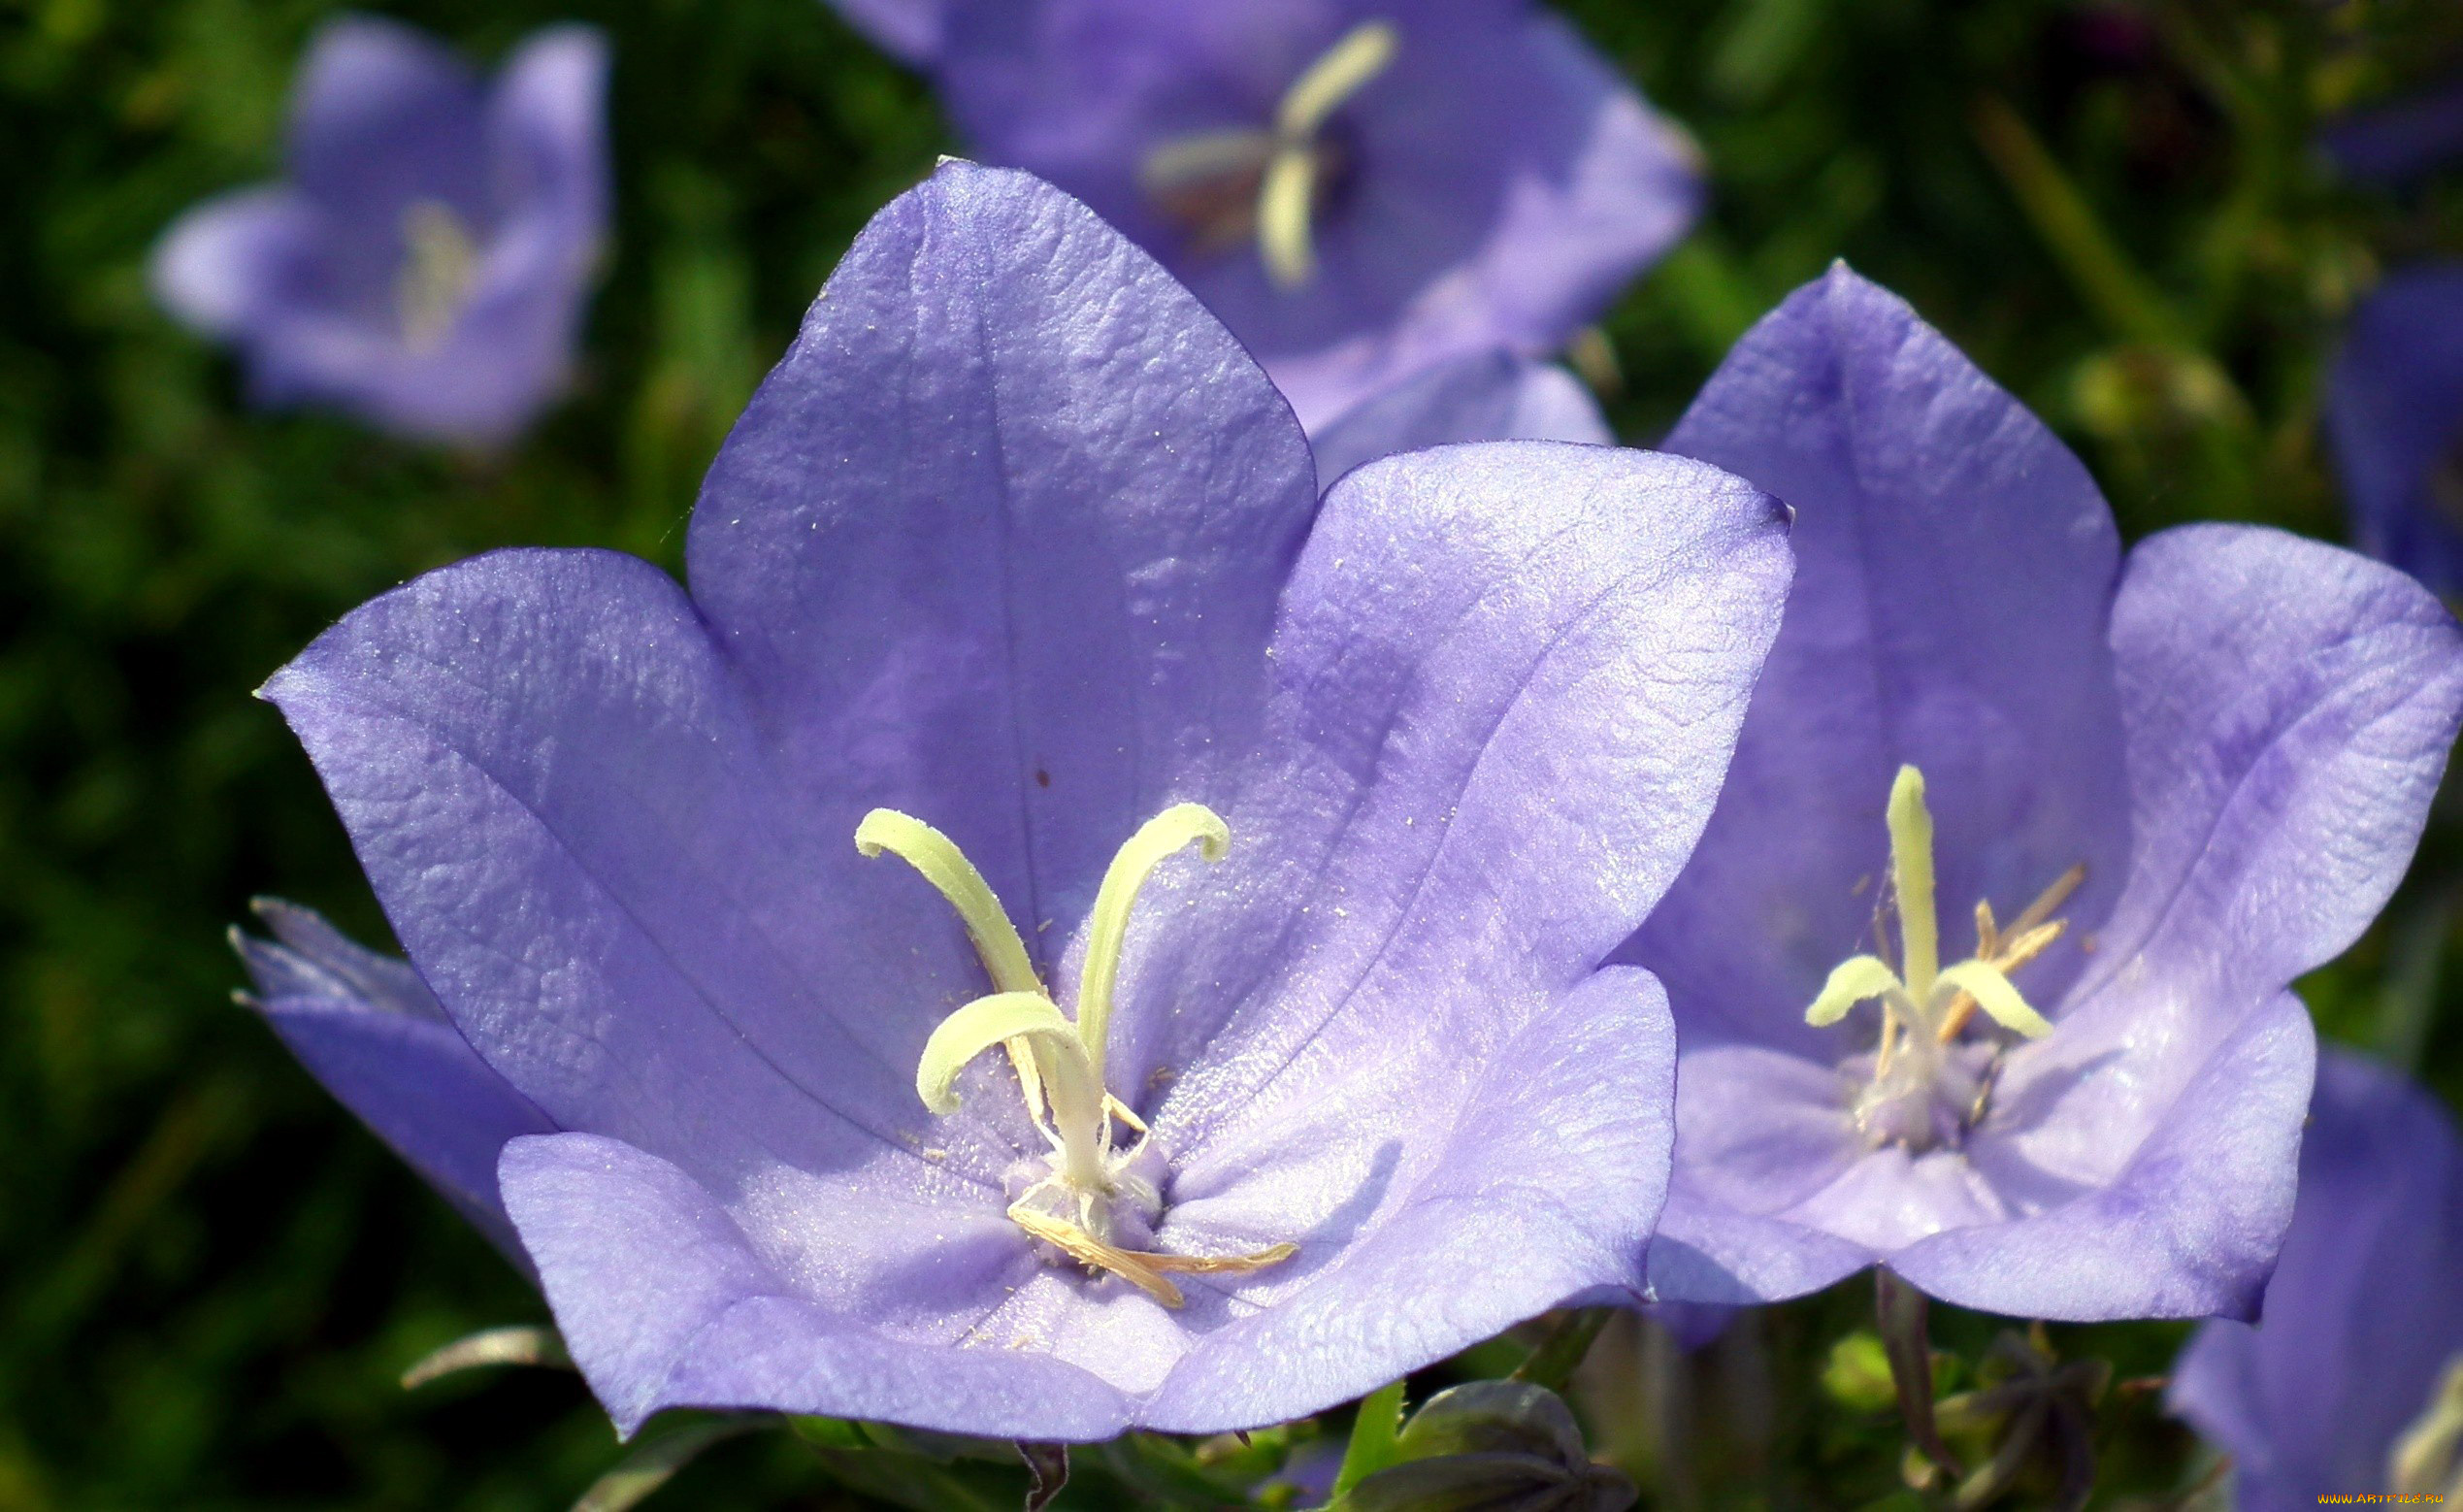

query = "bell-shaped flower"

[
  {"left": 1622, "top": 265, "right": 2463, "bottom": 1322},
  {"left": 2170, "top": 1049, "right": 2463, "bottom": 1509},
  {"left": 231, "top": 899, "right": 552, "bottom": 1262},
  {"left": 914, "top": 0, "right": 1699, "bottom": 431},
  {"left": 151, "top": 16, "right": 608, "bottom": 445},
  {"left": 259, "top": 163, "right": 1792, "bottom": 1439},
  {"left": 2326, "top": 264, "right": 2463, "bottom": 597}
]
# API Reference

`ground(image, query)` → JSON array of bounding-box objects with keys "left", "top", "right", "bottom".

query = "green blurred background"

[{"left": 2, "top": 0, "right": 2459, "bottom": 1505}]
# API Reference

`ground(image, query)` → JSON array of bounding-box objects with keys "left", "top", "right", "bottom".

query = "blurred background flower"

[{"left": 151, "top": 16, "right": 610, "bottom": 445}]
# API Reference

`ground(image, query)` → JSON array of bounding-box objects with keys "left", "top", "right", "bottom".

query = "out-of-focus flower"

[
  {"left": 1622, "top": 265, "right": 2463, "bottom": 1322},
  {"left": 2322, "top": 76, "right": 2463, "bottom": 187},
  {"left": 260, "top": 163, "right": 1791, "bottom": 1439},
  {"left": 152, "top": 16, "right": 608, "bottom": 445},
  {"left": 231, "top": 899, "right": 552, "bottom": 1262},
  {"left": 2326, "top": 264, "right": 2463, "bottom": 598},
  {"left": 2170, "top": 1049, "right": 2463, "bottom": 1509},
  {"left": 918, "top": 0, "right": 1699, "bottom": 431},
  {"left": 1307, "top": 347, "right": 1609, "bottom": 485},
  {"left": 824, "top": 0, "right": 943, "bottom": 62}
]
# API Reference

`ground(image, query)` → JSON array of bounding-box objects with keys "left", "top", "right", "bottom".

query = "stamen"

[
  {"left": 395, "top": 200, "right": 479, "bottom": 352},
  {"left": 1885, "top": 766, "right": 1938, "bottom": 1000},
  {"left": 1006, "top": 1205, "right": 1297, "bottom": 1309},
  {"left": 917, "top": 991, "right": 1107, "bottom": 1191},
  {"left": 1073, "top": 803, "right": 1229, "bottom": 1089},
  {"left": 1274, "top": 20, "right": 1399, "bottom": 142},
  {"left": 858, "top": 809, "right": 1049, "bottom": 1117}
]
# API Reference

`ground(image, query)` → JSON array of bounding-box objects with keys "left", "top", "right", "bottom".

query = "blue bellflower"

[
  {"left": 906, "top": 0, "right": 1700, "bottom": 431},
  {"left": 152, "top": 16, "right": 608, "bottom": 445},
  {"left": 2170, "top": 1049, "right": 2463, "bottom": 1508},
  {"left": 1621, "top": 266, "right": 2463, "bottom": 1322},
  {"left": 258, "top": 164, "right": 1792, "bottom": 1439}
]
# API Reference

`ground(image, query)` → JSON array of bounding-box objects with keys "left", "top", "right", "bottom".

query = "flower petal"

[
  {"left": 500, "top": 1133, "right": 1129, "bottom": 1438},
  {"left": 685, "top": 161, "right": 1317, "bottom": 958},
  {"left": 1308, "top": 349, "right": 1610, "bottom": 488},
  {"left": 1138, "top": 966, "right": 1676, "bottom": 1432},
  {"left": 2092, "top": 524, "right": 2463, "bottom": 1013},
  {"left": 1887, "top": 989, "right": 2315, "bottom": 1321},
  {"left": 1631, "top": 264, "right": 2131, "bottom": 1057},
  {"left": 237, "top": 902, "right": 553, "bottom": 1260},
  {"left": 262, "top": 547, "right": 1033, "bottom": 1196},
  {"left": 1100, "top": 441, "right": 1790, "bottom": 1141},
  {"left": 827, "top": 0, "right": 947, "bottom": 62},
  {"left": 285, "top": 15, "right": 488, "bottom": 223},
  {"left": 2168, "top": 1048, "right": 2463, "bottom": 1506},
  {"left": 149, "top": 187, "right": 323, "bottom": 340}
]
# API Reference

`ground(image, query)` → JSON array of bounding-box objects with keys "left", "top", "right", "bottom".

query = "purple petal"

[
  {"left": 1141, "top": 966, "right": 1675, "bottom": 1431},
  {"left": 2326, "top": 264, "right": 2463, "bottom": 596},
  {"left": 1630, "top": 263, "right": 2130, "bottom": 1056},
  {"left": 1308, "top": 348, "right": 1610, "bottom": 486},
  {"left": 2169, "top": 1048, "right": 2463, "bottom": 1507},
  {"left": 150, "top": 187, "right": 324, "bottom": 340},
  {"left": 1884, "top": 990, "right": 2314, "bottom": 1321},
  {"left": 286, "top": 15, "right": 488, "bottom": 226},
  {"left": 236, "top": 901, "right": 552, "bottom": 1259},
  {"left": 686, "top": 161, "right": 1316, "bottom": 948},
  {"left": 1103, "top": 441, "right": 1792, "bottom": 1138},
  {"left": 501, "top": 1133, "right": 1130, "bottom": 1438},
  {"left": 2092, "top": 524, "right": 2463, "bottom": 1013},
  {"left": 262, "top": 548, "right": 1031, "bottom": 1198}
]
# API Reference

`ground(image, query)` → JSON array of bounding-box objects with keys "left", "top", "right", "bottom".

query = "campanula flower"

[
  {"left": 2170, "top": 1049, "right": 2463, "bottom": 1508},
  {"left": 825, "top": 0, "right": 943, "bottom": 62},
  {"left": 151, "top": 16, "right": 608, "bottom": 445},
  {"left": 1308, "top": 348, "right": 1609, "bottom": 486},
  {"left": 260, "top": 163, "right": 1791, "bottom": 1439},
  {"left": 2326, "top": 265, "right": 2463, "bottom": 598},
  {"left": 1622, "top": 265, "right": 2463, "bottom": 1322},
  {"left": 917, "top": 0, "right": 1700, "bottom": 431},
  {"left": 232, "top": 899, "right": 551, "bottom": 1262}
]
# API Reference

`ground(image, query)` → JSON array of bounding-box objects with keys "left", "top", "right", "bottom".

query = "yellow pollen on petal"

[{"left": 863, "top": 803, "right": 1297, "bottom": 1300}]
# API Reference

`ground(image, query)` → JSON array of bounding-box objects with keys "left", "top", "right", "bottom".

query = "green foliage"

[{"left": 2, "top": 0, "right": 2460, "bottom": 1505}]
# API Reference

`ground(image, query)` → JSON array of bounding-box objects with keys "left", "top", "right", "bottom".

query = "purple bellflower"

[
  {"left": 227, "top": 344, "right": 1609, "bottom": 1276},
  {"left": 826, "top": 0, "right": 944, "bottom": 63},
  {"left": 920, "top": 0, "right": 1701, "bottom": 431},
  {"left": 151, "top": 16, "right": 608, "bottom": 445},
  {"left": 1621, "top": 265, "right": 2463, "bottom": 1323},
  {"left": 232, "top": 899, "right": 553, "bottom": 1263},
  {"left": 260, "top": 162, "right": 1792, "bottom": 1440},
  {"left": 2168, "top": 1048, "right": 2463, "bottom": 1508},
  {"left": 2327, "top": 264, "right": 2463, "bottom": 598}
]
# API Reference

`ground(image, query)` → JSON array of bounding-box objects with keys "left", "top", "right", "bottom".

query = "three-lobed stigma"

[
  {"left": 1138, "top": 17, "right": 1399, "bottom": 288},
  {"left": 859, "top": 804, "right": 1296, "bottom": 1306},
  {"left": 1804, "top": 765, "right": 2084, "bottom": 1150}
]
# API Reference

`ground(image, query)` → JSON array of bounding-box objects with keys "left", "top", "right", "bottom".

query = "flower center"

[
  {"left": 1803, "top": 765, "right": 2083, "bottom": 1152},
  {"left": 857, "top": 804, "right": 1296, "bottom": 1305},
  {"left": 394, "top": 199, "right": 480, "bottom": 352},
  {"left": 1137, "top": 18, "right": 1398, "bottom": 289}
]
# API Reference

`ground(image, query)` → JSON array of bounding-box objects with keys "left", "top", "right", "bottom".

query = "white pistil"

[
  {"left": 1138, "top": 18, "right": 1398, "bottom": 289},
  {"left": 394, "top": 200, "right": 481, "bottom": 351},
  {"left": 1805, "top": 765, "right": 2077, "bottom": 1148},
  {"left": 861, "top": 803, "right": 1293, "bottom": 1304}
]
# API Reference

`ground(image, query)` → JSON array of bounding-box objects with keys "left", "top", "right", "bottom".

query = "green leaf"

[
  {"left": 1331, "top": 1379, "right": 1409, "bottom": 1498},
  {"left": 570, "top": 1420, "right": 762, "bottom": 1512}
]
